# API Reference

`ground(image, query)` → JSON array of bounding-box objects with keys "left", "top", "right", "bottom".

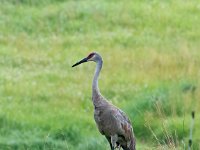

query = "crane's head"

[{"left": 72, "top": 52, "right": 102, "bottom": 67}]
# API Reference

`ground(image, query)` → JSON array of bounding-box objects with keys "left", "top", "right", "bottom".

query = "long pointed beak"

[{"left": 72, "top": 57, "right": 88, "bottom": 67}]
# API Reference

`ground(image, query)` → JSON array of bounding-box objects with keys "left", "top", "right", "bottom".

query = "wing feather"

[{"left": 112, "top": 107, "right": 134, "bottom": 140}]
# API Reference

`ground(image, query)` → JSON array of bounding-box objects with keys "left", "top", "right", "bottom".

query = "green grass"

[{"left": 0, "top": 0, "right": 200, "bottom": 149}]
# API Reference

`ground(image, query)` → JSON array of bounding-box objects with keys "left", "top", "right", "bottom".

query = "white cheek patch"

[{"left": 88, "top": 55, "right": 95, "bottom": 61}]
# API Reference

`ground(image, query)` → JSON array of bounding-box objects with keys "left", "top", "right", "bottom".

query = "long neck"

[
  {"left": 92, "top": 59, "right": 104, "bottom": 109},
  {"left": 92, "top": 59, "right": 103, "bottom": 95}
]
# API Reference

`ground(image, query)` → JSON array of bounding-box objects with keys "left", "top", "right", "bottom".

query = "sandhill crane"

[{"left": 72, "top": 52, "right": 136, "bottom": 150}]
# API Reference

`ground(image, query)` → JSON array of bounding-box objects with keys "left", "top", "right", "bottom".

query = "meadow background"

[{"left": 0, "top": 0, "right": 200, "bottom": 149}]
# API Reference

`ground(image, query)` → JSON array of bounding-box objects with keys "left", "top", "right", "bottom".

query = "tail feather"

[
  {"left": 122, "top": 136, "right": 136, "bottom": 150},
  {"left": 129, "top": 136, "right": 136, "bottom": 150}
]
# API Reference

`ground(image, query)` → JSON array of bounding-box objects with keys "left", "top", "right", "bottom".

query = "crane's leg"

[
  {"left": 105, "top": 136, "right": 113, "bottom": 150},
  {"left": 111, "top": 134, "right": 118, "bottom": 149}
]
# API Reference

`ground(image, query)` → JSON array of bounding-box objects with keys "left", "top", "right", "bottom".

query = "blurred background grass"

[{"left": 0, "top": 0, "right": 200, "bottom": 149}]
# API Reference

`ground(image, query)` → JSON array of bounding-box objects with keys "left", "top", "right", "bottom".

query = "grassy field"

[{"left": 0, "top": 0, "right": 200, "bottom": 149}]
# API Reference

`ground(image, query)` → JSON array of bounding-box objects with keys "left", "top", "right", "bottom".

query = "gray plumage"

[{"left": 72, "top": 52, "right": 136, "bottom": 150}]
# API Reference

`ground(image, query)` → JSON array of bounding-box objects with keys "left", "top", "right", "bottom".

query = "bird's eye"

[{"left": 87, "top": 53, "right": 95, "bottom": 59}]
